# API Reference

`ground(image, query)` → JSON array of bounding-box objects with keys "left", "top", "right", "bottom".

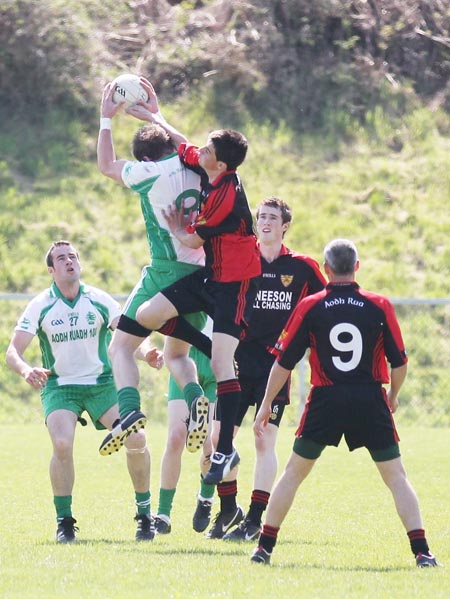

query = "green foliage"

[
  {"left": 101, "top": 0, "right": 450, "bottom": 133},
  {"left": 0, "top": 110, "right": 93, "bottom": 179},
  {"left": 3, "top": 0, "right": 450, "bottom": 144},
  {"left": 0, "top": 0, "right": 102, "bottom": 118}
]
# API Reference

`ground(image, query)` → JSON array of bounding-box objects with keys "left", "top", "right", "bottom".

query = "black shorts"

[
  {"left": 162, "top": 268, "right": 260, "bottom": 340},
  {"left": 295, "top": 383, "right": 399, "bottom": 452},
  {"left": 234, "top": 375, "right": 289, "bottom": 427}
]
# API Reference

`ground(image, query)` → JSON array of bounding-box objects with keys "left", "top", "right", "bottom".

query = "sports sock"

[
  {"left": 183, "top": 382, "right": 205, "bottom": 410},
  {"left": 215, "top": 379, "right": 241, "bottom": 455},
  {"left": 407, "top": 528, "right": 430, "bottom": 556},
  {"left": 218, "top": 480, "right": 238, "bottom": 513},
  {"left": 54, "top": 495, "right": 72, "bottom": 520},
  {"left": 199, "top": 475, "right": 215, "bottom": 501},
  {"left": 247, "top": 489, "right": 270, "bottom": 525},
  {"left": 158, "top": 488, "right": 176, "bottom": 518},
  {"left": 158, "top": 317, "right": 212, "bottom": 358},
  {"left": 135, "top": 491, "right": 151, "bottom": 516},
  {"left": 118, "top": 386, "right": 141, "bottom": 419},
  {"left": 259, "top": 524, "right": 279, "bottom": 553}
]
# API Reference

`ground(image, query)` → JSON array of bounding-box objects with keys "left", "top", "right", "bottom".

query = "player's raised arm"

[
  {"left": 126, "top": 78, "right": 189, "bottom": 147},
  {"left": 97, "top": 82, "right": 128, "bottom": 183}
]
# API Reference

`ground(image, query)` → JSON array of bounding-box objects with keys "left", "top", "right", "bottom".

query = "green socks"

[
  {"left": 200, "top": 476, "right": 215, "bottom": 501},
  {"left": 118, "top": 386, "right": 141, "bottom": 419},
  {"left": 183, "top": 382, "right": 205, "bottom": 410},
  {"left": 135, "top": 491, "right": 151, "bottom": 515},
  {"left": 54, "top": 495, "right": 72, "bottom": 520},
  {"left": 158, "top": 488, "right": 176, "bottom": 517}
]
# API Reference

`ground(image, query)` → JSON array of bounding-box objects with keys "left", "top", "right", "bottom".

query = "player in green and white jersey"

[
  {"left": 97, "top": 80, "right": 211, "bottom": 460},
  {"left": 6, "top": 241, "right": 163, "bottom": 543}
]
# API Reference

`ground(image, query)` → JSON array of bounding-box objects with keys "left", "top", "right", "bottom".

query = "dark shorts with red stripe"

[
  {"left": 161, "top": 267, "right": 260, "bottom": 340},
  {"left": 295, "top": 383, "right": 400, "bottom": 453},
  {"left": 234, "top": 374, "right": 289, "bottom": 428}
]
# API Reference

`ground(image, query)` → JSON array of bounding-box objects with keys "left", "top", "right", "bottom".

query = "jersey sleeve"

[
  {"left": 105, "top": 295, "right": 122, "bottom": 328},
  {"left": 187, "top": 179, "right": 239, "bottom": 238},
  {"left": 121, "top": 160, "right": 160, "bottom": 189},
  {"left": 381, "top": 298, "right": 408, "bottom": 367},
  {"left": 274, "top": 296, "right": 318, "bottom": 370},
  {"left": 178, "top": 143, "right": 205, "bottom": 175},
  {"left": 14, "top": 297, "right": 42, "bottom": 335},
  {"left": 306, "top": 259, "right": 327, "bottom": 293},
  {"left": 86, "top": 287, "right": 122, "bottom": 328},
  {"left": 289, "top": 252, "right": 327, "bottom": 296}
]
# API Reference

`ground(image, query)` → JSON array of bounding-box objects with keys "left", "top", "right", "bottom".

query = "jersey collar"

[
  {"left": 210, "top": 169, "right": 236, "bottom": 186},
  {"left": 50, "top": 281, "right": 86, "bottom": 307},
  {"left": 326, "top": 281, "right": 360, "bottom": 290},
  {"left": 258, "top": 243, "right": 290, "bottom": 263}
]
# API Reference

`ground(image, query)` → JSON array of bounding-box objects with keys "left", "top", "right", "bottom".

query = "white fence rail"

[{"left": 1, "top": 295, "right": 449, "bottom": 426}]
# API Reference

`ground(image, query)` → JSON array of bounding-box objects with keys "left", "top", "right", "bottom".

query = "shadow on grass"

[
  {"left": 36, "top": 539, "right": 414, "bottom": 572},
  {"left": 36, "top": 538, "right": 243, "bottom": 555},
  {"left": 263, "top": 561, "right": 414, "bottom": 573}
]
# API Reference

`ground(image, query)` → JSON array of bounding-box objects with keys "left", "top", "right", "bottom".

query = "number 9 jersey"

[{"left": 274, "top": 281, "right": 408, "bottom": 386}]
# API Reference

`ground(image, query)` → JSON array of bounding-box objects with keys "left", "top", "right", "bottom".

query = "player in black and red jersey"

[
  {"left": 201, "top": 198, "right": 326, "bottom": 539},
  {"left": 115, "top": 79, "right": 261, "bottom": 485},
  {"left": 250, "top": 238, "right": 440, "bottom": 568}
]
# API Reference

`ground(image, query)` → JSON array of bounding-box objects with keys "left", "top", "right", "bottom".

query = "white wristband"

[
  {"left": 156, "top": 111, "right": 168, "bottom": 124},
  {"left": 100, "top": 117, "right": 112, "bottom": 130}
]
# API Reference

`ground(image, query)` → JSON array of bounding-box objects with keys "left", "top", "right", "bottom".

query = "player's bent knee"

[
  {"left": 166, "top": 430, "right": 187, "bottom": 452},
  {"left": 124, "top": 429, "right": 147, "bottom": 452},
  {"left": 126, "top": 445, "right": 148, "bottom": 454}
]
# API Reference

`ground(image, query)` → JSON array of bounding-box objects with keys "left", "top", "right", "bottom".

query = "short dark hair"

[
  {"left": 209, "top": 129, "right": 248, "bottom": 170},
  {"left": 132, "top": 124, "right": 176, "bottom": 161},
  {"left": 46, "top": 240, "right": 77, "bottom": 267},
  {"left": 256, "top": 197, "right": 292, "bottom": 226},
  {"left": 324, "top": 239, "right": 359, "bottom": 275}
]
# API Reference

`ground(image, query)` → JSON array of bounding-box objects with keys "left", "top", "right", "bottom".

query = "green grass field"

[{"left": 0, "top": 423, "right": 448, "bottom": 599}]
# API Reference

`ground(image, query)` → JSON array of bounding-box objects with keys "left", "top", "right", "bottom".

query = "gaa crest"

[{"left": 280, "top": 274, "right": 293, "bottom": 287}]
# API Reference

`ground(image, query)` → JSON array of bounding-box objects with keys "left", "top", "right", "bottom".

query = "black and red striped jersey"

[
  {"left": 235, "top": 245, "right": 326, "bottom": 378},
  {"left": 179, "top": 143, "right": 261, "bottom": 283},
  {"left": 274, "top": 281, "right": 407, "bottom": 386}
]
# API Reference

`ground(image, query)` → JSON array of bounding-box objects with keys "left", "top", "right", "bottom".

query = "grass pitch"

[{"left": 0, "top": 423, "right": 448, "bottom": 599}]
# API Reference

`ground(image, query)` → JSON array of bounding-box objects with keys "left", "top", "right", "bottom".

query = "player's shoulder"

[
  {"left": 28, "top": 287, "right": 54, "bottom": 307},
  {"left": 282, "top": 248, "right": 322, "bottom": 270},
  {"left": 357, "top": 287, "right": 393, "bottom": 308},
  {"left": 81, "top": 283, "right": 117, "bottom": 305},
  {"left": 19, "top": 287, "right": 55, "bottom": 321},
  {"left": 122, "top": 153, "right": 180, "bottom": 179},
  {"left": 299, "top": 287, "right": 327, "bottom": 310}
]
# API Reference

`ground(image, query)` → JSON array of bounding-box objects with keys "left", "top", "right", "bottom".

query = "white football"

[{"left": 112, "top": 74, "right": 148, "bottom": 108}]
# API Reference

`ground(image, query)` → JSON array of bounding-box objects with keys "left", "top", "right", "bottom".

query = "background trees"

[{"left": 1, "top": 0, "right": 449, "bottom": 134}]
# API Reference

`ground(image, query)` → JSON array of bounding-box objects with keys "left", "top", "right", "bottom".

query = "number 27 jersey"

[
  {"left": 275, "top": 282, "right": 408, "bottom": 386},
  {"left": 15, "top": 282, "right": 121, "bottom": 387}
]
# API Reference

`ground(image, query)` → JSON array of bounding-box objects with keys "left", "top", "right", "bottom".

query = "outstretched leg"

[{"left": 375, "top": 456, "right": 439, "bottom": 566}]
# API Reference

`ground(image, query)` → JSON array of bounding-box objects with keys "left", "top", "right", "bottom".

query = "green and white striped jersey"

[
  {"left": 121, "top": 153, "right": 205, "bottom": 266},
  {"left": 15, "top": 282, "right": 121, "bottom": 387}
]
